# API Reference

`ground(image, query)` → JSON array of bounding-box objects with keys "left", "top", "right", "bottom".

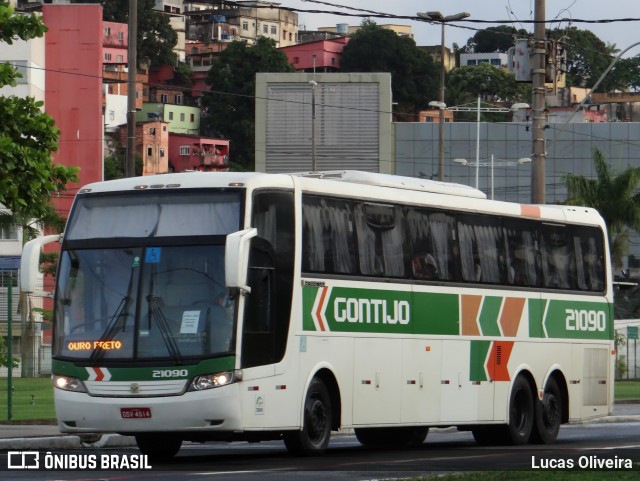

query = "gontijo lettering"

[{"left": 334, "top": 297, "right": 410, "bottom": 325}]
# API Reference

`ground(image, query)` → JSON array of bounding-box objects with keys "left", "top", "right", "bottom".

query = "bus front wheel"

[
  {"left": 135, "top": 433, "right": 182, "bottom": 461},
  {"left": 284, "top": 378, "right": 332, "bottom": 455}
]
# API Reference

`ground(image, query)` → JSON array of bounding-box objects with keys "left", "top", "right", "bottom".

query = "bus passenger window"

[
  {"left": 302, "top": 196, "right": 356, "bottom": 275},
  {"left": 573, "top": 228, "right": 605, "bottom": 292},
  {"left": 354, "top": 203, "right": 408, "bottom": 278},
  {"left": 503, "top": 219, "right": 541, "bottom": 287},
  {"left": 541, "top": 225, "right": 577, "bottom": 289}
]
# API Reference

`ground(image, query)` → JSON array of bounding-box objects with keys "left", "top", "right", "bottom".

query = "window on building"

[
  {"left": 160, "top": 94, "right": 168, "bottom": 103},
  {"left": 168, "top": 111, "right": 174, "bottom": 120},
  {"left": 105, "top": 53, "right": 112, "bottom": 61},
  {"left": 283, "top": 30, "right": 287, "bottom": 40},
  {"left": 190, "top": 113, "right": 195, "bottom": 123},
  {"left": 108, "top": 110, "right": 115, "bottom": 121},
  {"left": 163, "top": 125, "right": 167, "bottom": 131},
  {"left": 466, "top": 59, "right": 476, "bottom": 66},
  {"left": 104, "top": 27, "right": 111, "bottom": 36},
  {"left": 147, "top": 147, "right": 153, "bottom": 157},
  {"left": 491, "top": 58, "right": 501, "bottom": 66},
  {"left": 263, "top": 25, "right": 268, "bottom": 34},
  {"left": 289, "top": 32, "right": 292, "bottom": 41},
  {"left": 180, "top": 113, "right": 185, "bottom": 122},
  {"left": 176, "top": 95, "right": 182, "bottom": 105},
  {"left": 180, "top": 146, "right": 190, "bottom": 155},
  {"left": 331, "top": 57, "right": 335, "bottom": 65},
  {"left": 242, "top": 21, "right": 248, "bottom": 31},
  {"left": 118, "top": 31, "right": 124, "bottom": 41},
  {"left": 160, "top": 148, "right": 165, "bottom": 157},
  {"left": 271, "top": 26, "right": 277, "bottom": 35},
  {"left": 0, "top": 224, "right": 18, "bottom": 240},
  {"left": 116, "top": 55, "right": 123, "bottom": 63},
  {"left": 150, "top": 127, "right": 156, "bottom": 135}
]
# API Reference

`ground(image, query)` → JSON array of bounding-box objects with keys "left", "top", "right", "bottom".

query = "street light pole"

[
  {"left": 417, "top": 11, "right": 470, "bottom": 182},
  {"left": 531, "top": 0, "right": 546, "bottom": 203},
  {"left": 438, "top": 20, "right": 446, "bottom": 182}
]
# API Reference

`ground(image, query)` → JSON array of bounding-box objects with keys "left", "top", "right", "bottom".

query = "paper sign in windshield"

[{"left": 180, "top": 311, "right": 200, "bottom": 333}]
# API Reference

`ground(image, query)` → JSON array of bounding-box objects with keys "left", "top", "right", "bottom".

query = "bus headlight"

[
  {"left": 189, "top": 370, "right": 241, "bottom": 391},
  {"left": 53, "top": 375, "right": 87, "bottom": 393}
]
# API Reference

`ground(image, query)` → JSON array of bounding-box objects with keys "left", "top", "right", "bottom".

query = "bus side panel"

[
  {"left": 352, "top": 337, "right": 403, "bottom": 425},
  {"left": 400, "top": 339, "right": 442, "bottom": 424}
]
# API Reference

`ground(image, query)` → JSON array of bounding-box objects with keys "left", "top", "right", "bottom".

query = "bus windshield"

[
  {"left": 54, "top": 190, "right": 242, "bottom": 361},
  {"left": 55, "top": 245, "right": 235, "bottom": 361}
]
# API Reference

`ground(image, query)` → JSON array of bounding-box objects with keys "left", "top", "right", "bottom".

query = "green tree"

[
  {"left": 564, "top": 148, "right": 640, "bottom": 268},
  {"left": 445, "top": 63, "right": 529, "bottom": 119},
  {"left": 464, "top": 26, "right": 528, "bottom": 53},
  {"left": 340, "top": 22, "right": 438, "bottom": 120},
  {"left": 0, "top": 2, "right": 79, "bottom": 220},
  {"left": 102, "top": 0, "right": 177, "bottom": 68},
  {"left": 1, "top": 3, "right": 79, "bottom": 377},
  {"left": 201, "top": 37, "right": 294, "bottom": 170},
  {"left": 551, "top": 27, "right": 614, "bottom": 90}
]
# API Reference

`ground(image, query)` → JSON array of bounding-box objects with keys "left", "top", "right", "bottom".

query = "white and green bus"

[{"left": 21, "top": 171, "right": 614, "bottom": 459}]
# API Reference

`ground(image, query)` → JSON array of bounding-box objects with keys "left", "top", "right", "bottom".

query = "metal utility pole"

[
  {"left": 126, "top": 0, "right": 138, "bottom": 178},
  {"left": 531, "top": 0, "right": 546, "bottom": 204},
  {"left": 417, "top": 11, "right": 470, "bottom": 182}
]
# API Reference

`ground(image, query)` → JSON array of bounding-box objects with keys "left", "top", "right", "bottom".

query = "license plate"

[{"left": 120, "top": 407, "right": 152, "bottom": 419}]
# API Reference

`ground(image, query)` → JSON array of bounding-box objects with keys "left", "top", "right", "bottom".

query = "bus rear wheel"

[
  {"left": 532, "top": 377, "right": 562, "bottom": 444},
  {"left": 284, "top": 378, "right": 332, "bottom": 455},
  {"left": 135, "top": 433, "right": 182, "bottom": 461},
  {"left": 506, "top": 375, "right": 534, "bottom": 445}
]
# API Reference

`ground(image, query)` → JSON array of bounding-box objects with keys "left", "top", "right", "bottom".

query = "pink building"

[
  {"left": 280, "top": 37, "right": 348, "bottom": 72},
  {"left": 43, "top": 4, "right": 104, "bottom": 218},
  {"left": 103, "top": 21, "right": 128, "bottom": 66},
  {"left": 168, "top": 134, "right": 230, "bottom": 172}
]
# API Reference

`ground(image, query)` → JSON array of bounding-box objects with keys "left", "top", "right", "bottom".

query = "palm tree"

[{"left": 564, "top": 148, "right": 640, "bottom": 268}]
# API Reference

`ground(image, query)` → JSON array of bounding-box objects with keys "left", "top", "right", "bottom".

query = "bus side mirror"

[
  {"left": 20, "top": 234, "right": 61, "bottom": 296},
  {"left": 225, "top": 228, "right": 257, "bottom": 294}
]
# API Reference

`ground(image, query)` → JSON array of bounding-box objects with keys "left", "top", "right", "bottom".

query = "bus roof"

[{"left": 292, "top": 171, "right": 487, "bottom": 199}]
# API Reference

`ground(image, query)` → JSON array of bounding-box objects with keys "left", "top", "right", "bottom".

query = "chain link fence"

[{"left": 1, "top": 268, "right": 55, "bottom": 422}]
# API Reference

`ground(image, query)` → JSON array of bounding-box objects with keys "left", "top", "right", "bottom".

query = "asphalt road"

[{"left": 2, "top": 421, "right": 639, "bottom": 481}]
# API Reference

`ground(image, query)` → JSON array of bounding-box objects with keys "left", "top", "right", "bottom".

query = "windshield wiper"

[
  {"left": 147, "top": 295, "right": 183, "bottom": 364},
  {"left": 89, "top": 296, "right": 129, "bottom": 362}
]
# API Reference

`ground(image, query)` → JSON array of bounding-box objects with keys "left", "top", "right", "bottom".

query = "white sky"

[{"left": 277, "top": 1, "right": 640, "bottom": 56}]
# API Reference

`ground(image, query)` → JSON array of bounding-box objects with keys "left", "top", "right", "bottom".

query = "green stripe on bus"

[
  {"left": 479, "top": 296, "right": 502, "bottom": 336},
  {"left": 529, "top": 299, "right": 612, "bottom": 340},
  {"left": 470, "top": 341, "right": 491, "bottom": 381}
]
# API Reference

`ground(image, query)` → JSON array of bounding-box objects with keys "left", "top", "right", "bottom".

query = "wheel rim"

[
  {"left": 306, "top": 395, "right": 328, "bottom": 444},
  {"left": 542, "top": 392, "right": 560, "bottom": 428}
]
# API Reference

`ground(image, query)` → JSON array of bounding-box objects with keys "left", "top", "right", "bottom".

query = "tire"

[
  {"left": 532, "top": 377, "right": 562, "bottom": 444},
  {"left": 506, "top": 375, "right": 535, "bottom": 445},
  {"left": 135, "top": 433, "right": 182, "bottom": 461},
  {"left": 284, "top": 378, "right": 332, "bottom": 455},
  {"left": 355, "top": 427, "right": 428, "bottom": 448}
]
